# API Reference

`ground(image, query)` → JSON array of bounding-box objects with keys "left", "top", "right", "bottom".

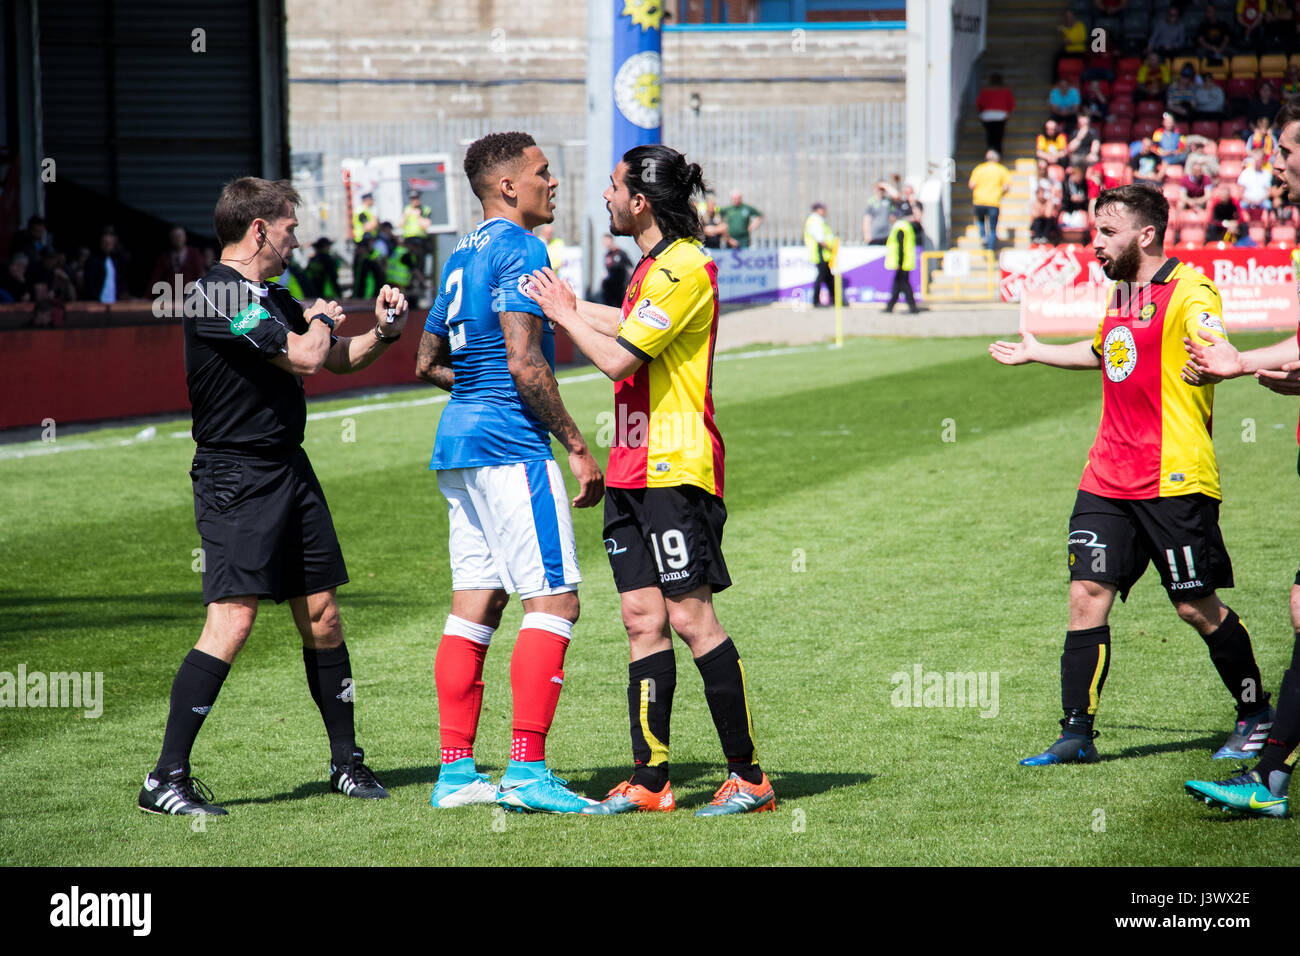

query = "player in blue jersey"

[{"left": 415, "top": 131, "right": 603, "bottom": 813}]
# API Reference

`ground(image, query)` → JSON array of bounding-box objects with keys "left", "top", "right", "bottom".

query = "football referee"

[
  {"left": 989, "top": 183, "right": 1272, "bottom": 767},
  {"left": 526, "top": 145, "right": 775, "bottom": 816},
  {"left": 138, "top": 177, "right": 409, "bottom": 815}
]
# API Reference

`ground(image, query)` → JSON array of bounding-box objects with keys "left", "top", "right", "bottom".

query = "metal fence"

[{"left": 289, "top": 100, "right": 905, "bottom": 251}]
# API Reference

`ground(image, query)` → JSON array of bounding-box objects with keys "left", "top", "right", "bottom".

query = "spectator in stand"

[
  {"left": 1035, "top": 157, "right": 1065, "bottom": 207},
  {"left": 1166, "top": 65, "right": 1201, "bottom": 122},
  {"left": 1180, "top": 157, "right": 1214, "bottom": 212},
  {"left": 1247, "top": 82, "right": 1280, "bottom": 127},
  {"left": 1060, "top": 165, "right": 1092, "bottom": 230},
  {"left": 1154, "top": 112, "right": 1189, "bottom": 165},
  {"left": 976, "top": 73, "right": 1016, "bottom": 153},
  {"left": 29, "top": 248, "right": 76, "bottom": 305},
  {"left": 968, "top": 149, "right": 1012, "bottom": 252},
  {"left": 1081, "top": 78, "right": 1110, "bottom": 122},
  {"left": 1238, "top": 150, "right": 1274, "bottom": 218},
  {"left": 1137, "top": 52, "right": 1171, "bottom": 90},
  {"left": 82, "top": 226, "right": 128, "bottom": 303},
  {"left": 1068, "top": 113, "right": 1102, "bottom": 167},
  {"left": 1284, "top": 64, "right": 1300, "bottom": 97},
  {"left": 201, "top": 244, "right": 217, "bottom": 272},
  {"left": 305, "top": 237, "right": 343, "bottom": 300},
  {"left": 1194, "top": 72, "right": 1227, "bottom": 120},
  {"left": 1148, "top": 6, "right": 1188, "bottom": 57},
  {"left": 1205, "top": 182, "right": 1243, "bottom": 241},
  {"left": 149, "top": 225, "right": 206, "bottom": 294},
  {"left": 1037, "top": 119, "right": 1069, "bottom": 170},
  {"left": 1245, "top": 115, "right": 1277, "bottom": 155},
  {"left": 1029, "top": 185, "right": 1058, "bottom": 244},
  {"left": 1131, "top": 137, "right": 1166, "bottom": 183},
  {"left": 1238, "top": 0, "right": 1266, "bottom": 52},
  {"left": 1049, "top": 77, "right": 1082, "bottom": 132},
  {"left": 1261, "top": 0, "right": 1296, "bottom": 52},
  {"left": 862, "top": 181, "right": 894, "bottom": 245},
  {"left": 1057, "top": 10, "right": 1088, "bottom": 78},
  {"left": 699, "top": 193, "right": 728, "bottom": 250},
  {"left": 1, "top": 252, "right": 32, "bottom": 303},
  {"left": 15, "top": 215, "right": 55, "bottom": 262},
  {"left": 1185, "top": 135, "right": 1219, "bottom": 176},
  {"left": 1196, "top": 4, "right": 1232, "bottom": 65},
  {"left": 1136, "top": 74, "right": 1167, "bottom": 104}
]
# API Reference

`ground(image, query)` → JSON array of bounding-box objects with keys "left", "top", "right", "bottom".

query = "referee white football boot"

[
  {"left": 138, "top": 772, "right": 228, "bottom": 816},
  {"left": 329, "top": 747, "right": 390, "bottom": 799}
]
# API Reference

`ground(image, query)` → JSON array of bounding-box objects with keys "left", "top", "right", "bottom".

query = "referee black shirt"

[{"left": 184, "top": 263, "right": 333, "bottom": 455}]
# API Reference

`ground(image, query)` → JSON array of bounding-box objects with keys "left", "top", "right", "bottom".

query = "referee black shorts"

[
  {"left": 1067, "top": 489, "right": 1232, "bottom": 603},
  {"left": 603, "top": 485, "right": 731, "bottom": 596},
  {"left": 191, "top": 447, "right": 348, "bottom": 605}
]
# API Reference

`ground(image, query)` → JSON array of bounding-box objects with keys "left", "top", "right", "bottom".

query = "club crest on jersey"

[
  {"left": 634, "top": 298, "right": 671, "bottom": 330},
  {"left": 1103, "top": 325, "right": 1137, "bottom": 382}
]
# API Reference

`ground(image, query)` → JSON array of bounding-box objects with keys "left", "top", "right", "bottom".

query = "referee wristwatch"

[{"left": 309, "top": 312, "right": 336, "bottom": 331}]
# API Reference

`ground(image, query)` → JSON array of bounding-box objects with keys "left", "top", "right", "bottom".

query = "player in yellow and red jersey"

[
  {"left": 524, "top": 144, "right": 773, "bottom": 816},
  {"left": 1180, "top": 97, "right": 1300, "bottom": 817},
  {"left": 990, "top": 183, "right": 1272, "bottom": 767}
]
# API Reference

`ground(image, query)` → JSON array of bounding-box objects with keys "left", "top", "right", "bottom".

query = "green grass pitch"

[{"left": 1, "top": 331, "right": 1294, "bottom": 866}]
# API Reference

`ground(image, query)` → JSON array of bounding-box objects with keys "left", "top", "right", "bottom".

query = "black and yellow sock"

[
  {"left": 628, "top": 649, "right": 675, "bottom": 792},
  {"left": 695, "top": 638, "right": 762, "bottom": 785},
  {"left": 1200, "top": 609, "right": 1266, "bottom": 716},
  {"left": 156, "top": 648, "right": 230, "bottom": 779},
  {"left": 303, "top": 643, "right": 357, "bottom": 768},
  {"left": 1061, "top": 625, "right": 1110, "bottom": 731}
]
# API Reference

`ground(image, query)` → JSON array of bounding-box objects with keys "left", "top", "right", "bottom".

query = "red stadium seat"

[
  {"left": 1162, "top": 182, "right": 1182, "bottom": 204},
  {"left": 1164, "top": 164, "right": 1184, "bottom": 182},
  {"left": 1179, "top": 225, "right": 1206, "bottom": 244},
  {"left": 1101, "top": 142, "right": 1129, "bottom": 161},
  {"left": 1220, "top": 119, "right": 1247, "bottom": 139},
  {"left": 1131, "top": 118, "right": 1158, "bottom": 138},
  {"left": 1116, "top": 56, "right": 1142, "bottom": 78},
  {"left": 1197, "top": 140, "right": 1219, "bottom": 157},
  {"left": 1217, "top": 139, "right": 1247, "bottom": 160},
  {"left": 1191, "top": 120, "right": 1221, "bottom": 139},
  {"left": 1227, "top": 77, "right": 1257, "bottom": 99},
  {"left": 1136, "top": 99, "right": 1165, "bottom": 117},
  {"left": 1228, "top": 182, "right": 1244, "bottom": 201},
  {"left": 1111, "top": 78, "right": 1138, "bottom": 98},
  {"left": 1219, "top": 158, "right": 1243, "bottom": 180},
  {"left": 1109, "top": 95, "right": 1134, "bottom": 116},
  {"left": 1102, "top": 161, "right": 1131, "bottom": 185},
  {"left": 1104, "top": 120, "right": 1133, "bottom": 141},
  {"left": 1058, "top": 57, "right": 1084, "bottom": 82},
  {"left": 1271, "top": 224, "right": 1296, "bottom": 244},
  {"left": 1269, "top": 239, "right": 1294, "bottom": 249},
  {"left": 1088, "top": 53, "right": 1116, "bottom": 72}
]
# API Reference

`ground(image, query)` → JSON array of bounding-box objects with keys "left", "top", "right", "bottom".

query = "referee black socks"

[
  {"left": 1199, "top": 609, "right": 1266, "bottom": 717},
  {"left": 303, "top": 643, "right": 357, "bottom": 769},
  {"left": 628, "top": 649, "right": 675, "bottom": 792},
  {"left": 155, "top": 648, "right": 230, "bottom": 779},
  {"left": 695, "top": 638, "right": 764, "bottom": 785}
]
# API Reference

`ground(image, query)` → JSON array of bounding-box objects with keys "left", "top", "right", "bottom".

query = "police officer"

[{"left": 138, "top": 176, "right": 409, "bottom": 816}]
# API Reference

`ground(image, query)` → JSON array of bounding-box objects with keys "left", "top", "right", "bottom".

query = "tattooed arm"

[
  {"left": 501, "top": 310, "right": 604, "bottom": 507},
  {"left": 415, "top": 330, "right": 454, "bottom": 391}
]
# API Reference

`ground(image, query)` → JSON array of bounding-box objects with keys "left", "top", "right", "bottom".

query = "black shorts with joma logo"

[
  {"left": 603, "top": 485, "right": 730, "bottom": 596},
  {"left": 1067, "top": 489, "right": 1232, "bottom": 602}
]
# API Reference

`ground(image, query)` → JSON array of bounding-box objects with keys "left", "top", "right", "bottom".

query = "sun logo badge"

[
  {"left": 1103, "top": 325, "right": 1137, "bottom": 382},
  {"left": 623, "top": 0, "right": 664, "bottom": 32},
  {"left": 614, "top": 51, "right": 662, "bottom": 129}
]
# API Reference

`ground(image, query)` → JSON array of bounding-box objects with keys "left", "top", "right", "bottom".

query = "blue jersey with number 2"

[{"left": 425, "top": 218, "right": 555, "bottom": 469}]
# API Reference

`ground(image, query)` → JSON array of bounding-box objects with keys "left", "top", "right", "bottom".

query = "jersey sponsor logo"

[
  {"left": 1196, "top": 311, "right": 1225, "bottom": 335},
  {"left": 604, "top": 537, "right": 628, "bottom": 555},
  {"left": 1102, "top": 325, "right": 1137, "bottom": 382},
  {"left": 634, "top": 297, "right": 671, "bottom": 330},
  {"left": 230, "top": 302, "right": 268, "bottom": 335},
  {"left": 1068, "top": 530, "right": 1107, "bottom": 549},
  {"left": 1168, "top": 472, "right": 1186, "bottom": 482}
]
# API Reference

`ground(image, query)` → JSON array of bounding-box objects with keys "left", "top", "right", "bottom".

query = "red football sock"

[
  {"left": 435, "top": 616, "right": 493, "bottom": 762},
  {"left": 510, "top": 612, "right": 573, "bottom": 763}
]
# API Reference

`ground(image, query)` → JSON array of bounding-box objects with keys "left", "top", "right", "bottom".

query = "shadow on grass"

[
  {"left": 1098, "top": 727, "right": 1224, "bottom": 762},
  {"left": 218, "top": 763, "right": 873, "bottom": 809}
]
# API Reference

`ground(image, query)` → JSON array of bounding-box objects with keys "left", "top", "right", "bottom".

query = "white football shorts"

[{"left": 437, "top": 459, "right": 581, "bottom": 599}]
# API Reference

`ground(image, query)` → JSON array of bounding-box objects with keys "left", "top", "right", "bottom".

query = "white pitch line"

[{"left": 0, "top": 343, "right": 827, "bottom": 462}]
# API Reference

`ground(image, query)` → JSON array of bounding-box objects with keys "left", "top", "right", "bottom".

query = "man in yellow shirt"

[{"left": 968, "top": 150, "right": 1012, "bottom": 252}]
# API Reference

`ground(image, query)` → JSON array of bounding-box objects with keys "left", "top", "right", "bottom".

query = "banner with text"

[
  {"left": 712, "top": 246, "right": 917, "bottom": 305},
  {"left": 1001, "top": 245, "right": 1298, "bottom": 334}
]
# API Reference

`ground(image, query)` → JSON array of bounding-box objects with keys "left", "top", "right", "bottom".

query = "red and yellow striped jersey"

[
  {"left": 608, "top": 237, "right": 725, "bottom": 496},
  {"left": 1080, "top": 258, "right": 1228, "bottom": 500}
]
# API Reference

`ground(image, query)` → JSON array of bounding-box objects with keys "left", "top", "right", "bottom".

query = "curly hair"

[{"left": 463, "top": 131, "right": 537, "bottom": 201}]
